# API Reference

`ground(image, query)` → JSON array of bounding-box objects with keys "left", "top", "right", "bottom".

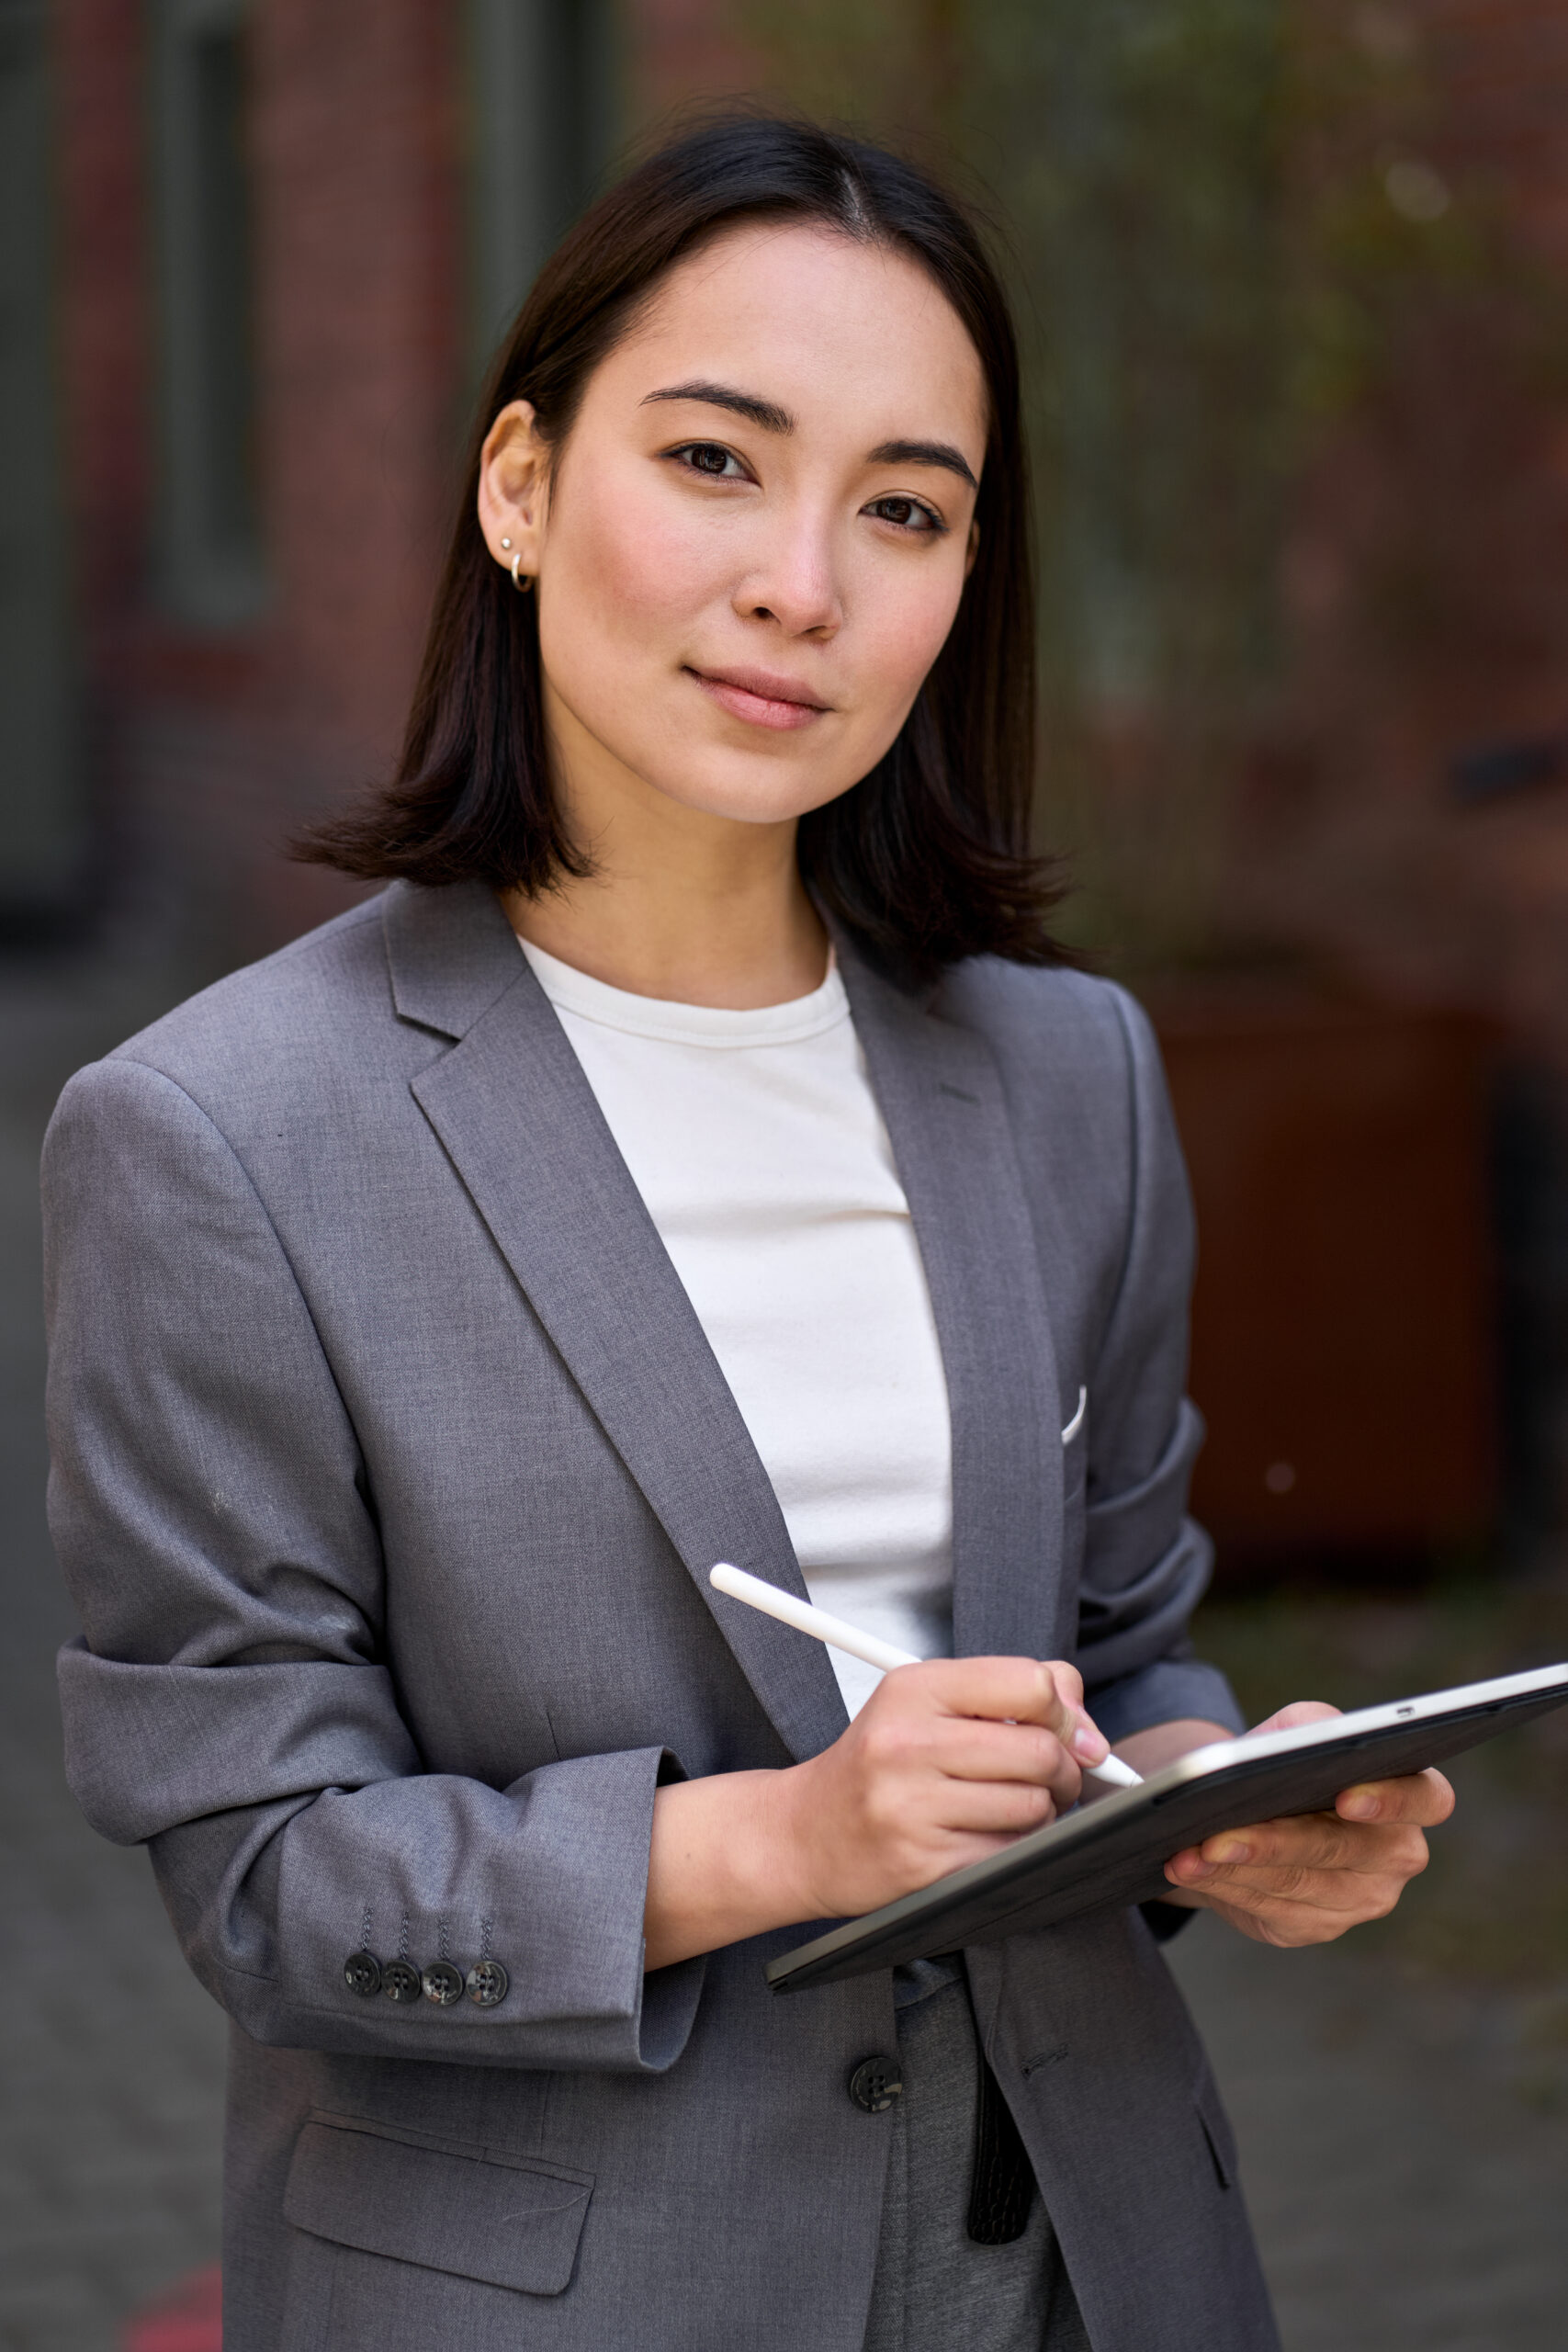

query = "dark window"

[
  {"left": 466, "top": 0, "right": 618, "bottom": 370},
  {"left": 0, "top": 0, "right": 81, "bottom": 913},
  {"left": 152, "top": 0, "right": 264, "bottom": 624}
]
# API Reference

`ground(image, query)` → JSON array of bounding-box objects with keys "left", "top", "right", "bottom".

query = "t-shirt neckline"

[{"left": 514, "top": 933, "right": 849, "bottom": 1049}]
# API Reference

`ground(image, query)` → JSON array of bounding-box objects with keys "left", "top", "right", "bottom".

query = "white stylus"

[{"left": 708, "top": 1562, "right": 1143, "bottom": 1787}]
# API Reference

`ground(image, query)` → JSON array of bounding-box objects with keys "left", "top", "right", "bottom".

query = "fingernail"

[
  {"left": 1072, "top": 1724, "right": 1108, "bottom": 1764},
  {"left": 1174, "top": 1851, "right": 1214, "bottom": 1880},
  {"left": 1209, "top": 1839, "right": 1250, "bottom": 1865},
  {"left": 1342, "top": 1792, "right": 1379, "bottom": 1820}
]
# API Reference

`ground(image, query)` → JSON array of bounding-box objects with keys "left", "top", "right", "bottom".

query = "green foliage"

[
  {"left": 969, "top": 1, "right": 1291, "bottom": 967},
  {"left": 738, "top": 0, "right": 1288, "bottom": 965},
  {"left": 732, "top": 0, "right": 1563, "bottom": 971}
]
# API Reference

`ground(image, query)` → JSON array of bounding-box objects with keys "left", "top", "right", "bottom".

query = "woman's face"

[{"left": 478, "top": 220, "right": 987, "bottom": 831}]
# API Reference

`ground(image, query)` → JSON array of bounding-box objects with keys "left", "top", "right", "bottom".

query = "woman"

[{"left": 44, "top": 115, "right": 1450, "bottom": 2352}]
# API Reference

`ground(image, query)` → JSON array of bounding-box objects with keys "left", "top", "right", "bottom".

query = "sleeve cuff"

[{"left": 1085, "top": 1656, "right": 1246, "bottom": 1747}]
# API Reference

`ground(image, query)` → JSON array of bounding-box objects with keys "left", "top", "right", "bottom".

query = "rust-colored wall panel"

[{"left": 1155, "top": 995, "right": 1496, "bottom": 1564}]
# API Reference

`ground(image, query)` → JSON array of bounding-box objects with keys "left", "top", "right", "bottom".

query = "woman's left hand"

[{"left": 1159, "top": 1701, "right": 1456, "bottom": 1948}]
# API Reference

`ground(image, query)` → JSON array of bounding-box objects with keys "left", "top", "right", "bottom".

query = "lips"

[{"left": 687, "top": 665, "right": 832, "bottom": 733}]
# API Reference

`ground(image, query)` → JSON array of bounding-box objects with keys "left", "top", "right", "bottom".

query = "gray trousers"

[{"left": 862, "top": 1974, "right": 1091, "bottom": 2352}]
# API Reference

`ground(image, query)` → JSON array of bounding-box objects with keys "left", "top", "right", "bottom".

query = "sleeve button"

[
  {"left": 466, "top": 1959, "right": 510, "bottom": 2008},
  {"left": 381, "top": 1958, "right": 423, "bottom": 2003},
  {"left": 848, "top": 2055, "right": 903, "bottom": 2113},
  {"left": 422, "top": 1959, "right": 466, "bottom": 2006},
  {"left": 343, "top": 1950, "right": 382, "bottom": 1997}
]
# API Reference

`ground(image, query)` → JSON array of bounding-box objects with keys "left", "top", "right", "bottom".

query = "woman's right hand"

[{"left": 643, "top": 1657, "right": 1106, "bottom": 1971}]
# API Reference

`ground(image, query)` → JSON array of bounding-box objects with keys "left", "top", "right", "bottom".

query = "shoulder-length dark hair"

[{"left": 299, "top": 109, "right": 1070, "bottom": 979}]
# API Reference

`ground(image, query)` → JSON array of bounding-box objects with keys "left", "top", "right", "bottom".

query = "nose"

[{"left": 733, "top": 504, "right": 843, "bottom": 639}]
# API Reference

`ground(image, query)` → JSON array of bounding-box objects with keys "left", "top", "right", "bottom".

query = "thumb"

[{"left": 1249, "top": 1699, "right": 1342, "bottom": 1737}]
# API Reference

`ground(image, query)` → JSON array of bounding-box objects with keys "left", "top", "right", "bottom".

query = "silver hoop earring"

[{"left": 510, "top": 551, "right": 533, "bottom": 594}]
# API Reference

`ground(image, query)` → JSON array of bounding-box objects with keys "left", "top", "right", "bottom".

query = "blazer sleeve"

[
  {"left": 43, "top": 1056, "right": 704, "bottom": 2073},
  {"left": 1073, "top": 988, "right": 1246, "bottom": 1747}
]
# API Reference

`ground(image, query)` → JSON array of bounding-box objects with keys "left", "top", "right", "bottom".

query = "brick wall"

[
  {"left": 57, "top": 0, "right": 463, "bottom": 963},
  {"left": 52, "top": 1, "right": 1568, "bottom": 1009},
  {"left": 624, "top": 0, "right": 753, "bottom": 120}
]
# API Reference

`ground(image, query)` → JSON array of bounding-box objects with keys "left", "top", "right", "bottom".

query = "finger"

[
  {"left": 1197, "top": 1811, "right": 1367, "bottom": 1873},
  {"left": 1167, "top": 1821, "right": 1429, "bottom": 1901},
  {"left": 874, "top": 1714, "right": 1079, "bottom": 1804},
  {"left": 1335, "top": 1768, "right": 1455, "bottom": 1828},
  {"left": 1247, "top": 1699, "right": 1342, "bottom": 1736},
  {"left": 1193, "top": 1776, "right": 1451, "bottom": 1868},
  {"left": 1166, "top": 1860, "right": 1370, "bottom": 1914},
  {"left": 1165, "top": 1876, "right": 1393, "bottom": 1948},
  {"left": 1046, "top": 1658, "right": 1087, "bottom": 1713},
  {"left": 1029, "top": 1657, "right": 1106, "bottom": 1765},
  {"left": 1180, "top": 1848, "right": 1425, "bottom": 1907},
  {"left": 916, "top": 1657, "right": 1104, "bottom": 1763},
  {"left": 1184, "top": 1816, "right": 1429, "bottom": 1883},
  {"left": 929, "top": 1720, "right": 1080, "bottom": 1792},
  {"left": 930, "top": 1776, "right": 1063, "bottom": 1839},
  {"left": 854, "top": 1702, "right": 1084, "bottom": 1807},
  {"left": 944, "top": 1733, "right": 1081, "bottom": 1816},
  {"left": 1166, "top": 1844, "right": 1410, "bottom": 1918}
]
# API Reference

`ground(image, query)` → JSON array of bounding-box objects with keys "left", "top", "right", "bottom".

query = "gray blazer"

[{"left": 43, "top": 879, "right": 1278, "bottom": 2351}]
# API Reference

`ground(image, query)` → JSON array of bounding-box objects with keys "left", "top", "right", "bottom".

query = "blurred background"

[{"left": 3, "top": 2, "right": 1566, "bottom": 2346}]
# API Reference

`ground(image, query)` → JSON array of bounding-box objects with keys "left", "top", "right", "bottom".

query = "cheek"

[
  {"left": 544, "top": 466, "right": 713, "bottom": 669},
  {"left": 848, "top": 561, "right": 967, "bottom": 733}
]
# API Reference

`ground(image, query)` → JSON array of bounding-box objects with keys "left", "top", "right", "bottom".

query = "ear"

[
  {"left": 964, "top": 518, "right": 980, "bottom": 581},
  {"left": 477, "top": 400, "right": 549, "bottom": 580}
]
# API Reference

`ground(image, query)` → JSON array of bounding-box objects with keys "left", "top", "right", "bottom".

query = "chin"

[
  {"left": 649, "top": 758, "right": 856, "bottom": 828},
  {"left": 618, "top": 710, "right": 860, "bottom": 827}
]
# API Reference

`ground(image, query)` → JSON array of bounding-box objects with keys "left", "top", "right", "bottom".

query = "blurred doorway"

[
  {"left": 467, "top": 0, "right": 618, "bottom": 368},
  {"left": 0, "top": 0, "right": 81, "bottom": 925}
]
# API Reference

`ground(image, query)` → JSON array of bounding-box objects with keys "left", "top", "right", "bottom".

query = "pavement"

[
  {"left": 2, "top": 944, "right": 228, "bottom": 2352},
  {"left": 2, "top": 939, "right": 1564, "bottom": 2351},
  {"left": 1169, "top": 1917, "right": 1568, "bottom": 2350}
]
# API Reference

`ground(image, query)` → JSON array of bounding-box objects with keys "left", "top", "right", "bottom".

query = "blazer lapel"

[
  {"left": 834, "top": 937, "right": 1068, "bottom": 1664},
  {"left": 384, "top": 882, "right": 847, "bottom": 1764}
]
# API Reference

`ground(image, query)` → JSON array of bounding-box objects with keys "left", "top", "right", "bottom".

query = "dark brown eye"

[
  {"left": 869, "top": 494, "right": 940, "bottom": 532},
  {"left": 687, "top": 444, "right": 731, "bottom": 475}
]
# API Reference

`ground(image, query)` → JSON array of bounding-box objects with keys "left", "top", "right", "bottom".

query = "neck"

[{"left": 502, "top": 696, "right": 830, "bottom": 1010}]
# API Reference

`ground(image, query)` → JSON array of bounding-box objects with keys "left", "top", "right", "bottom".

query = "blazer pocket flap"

[{"left": 284, "top": 2117, "right": 592, "bottom": 2296}]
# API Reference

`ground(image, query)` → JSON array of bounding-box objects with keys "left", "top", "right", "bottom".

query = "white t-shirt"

[{"left": 517, "top": 935, "right": 954, "bottom": 1716}]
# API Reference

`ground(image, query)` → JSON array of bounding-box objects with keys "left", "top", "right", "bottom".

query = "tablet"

[{"left": 766, "top": 1661, "right": 1568, "bottom": 1995}]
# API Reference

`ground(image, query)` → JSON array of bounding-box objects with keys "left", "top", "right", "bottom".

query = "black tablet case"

[{"left": 767, "top": 1669, "right": 1568, "bottom": 1993}]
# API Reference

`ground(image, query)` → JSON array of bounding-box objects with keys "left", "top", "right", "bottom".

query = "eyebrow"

[
  {"left": 642, "top": 380, "right": 794, "bottom": 434},
  {"left": 867, "top": 437, "right": 977, "bottom": 491},
  {"left": 642, "top": 382, "right": 980, "bottom": 491}
]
